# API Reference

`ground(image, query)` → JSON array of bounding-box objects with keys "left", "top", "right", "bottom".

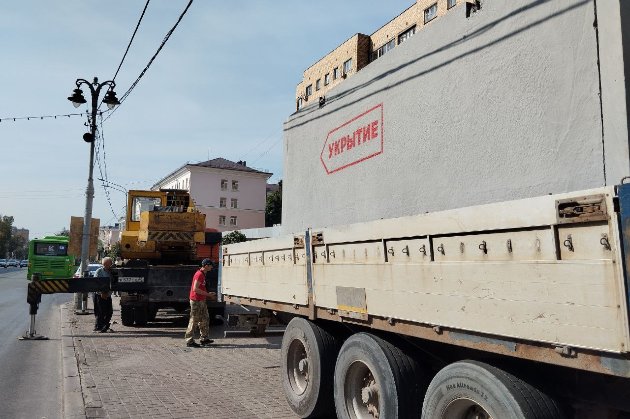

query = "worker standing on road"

[
  {"left": 185, "top": 258, "right": 216, "bottom": 347},
  {"left": 94, "top": 257, "right": 114, "bottom": 333}
]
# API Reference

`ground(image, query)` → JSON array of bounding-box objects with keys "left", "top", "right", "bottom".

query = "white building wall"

[
  {"left": 99, "top": 226, "right": 121, "bottom": 250},
  {"left": 189, "top": 167, "right": 268, "bottom": 232},
  {"left": 155, "top": 164, "right": 270, "bottom": 233}
]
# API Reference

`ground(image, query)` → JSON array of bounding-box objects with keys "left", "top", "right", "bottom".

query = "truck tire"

[
  {"left": 422, "top": 360, "right": 565, "bottom": 419},
  {"left": 120, "top": 305, "right": 134, "bottom": 326},
  {"left": 134, "top": 304, "right": 148, "bottom": 326},
  {"left": 334, "top": 333, "right": 427, "bottom": 419},
  {"left": 282, "top": 318, "right": 339, "bottom": 418}
]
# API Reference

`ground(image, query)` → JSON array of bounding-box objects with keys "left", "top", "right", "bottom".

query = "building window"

[
  {"left": 342, "top": 59, "right": 352, "bottom": 76},
  {"left": 333, "top": 67, "right": 339, "bottom": 80},
  {"left": 297, "top": 97, "right": 303, "bottom": 110},
  {"left": 324, "top": 73, "right": 330, "bottom": 85},
  {"left": 305, "top": 84, "right": 313, "bottom": 97},
  {"left": 447, "top": 0, "right": 456, "bottom": 9},
  {"left": 316, "top": 79, "right": 321, "bottom": 91},
  {"left": 232, "top": 180, "right": 239, "bottom": 191},
  {"left": 398, "top": 25, "right": 416, "bottom": 44},
  {"left": 424, "top": 3, "right": 438, "bottom": 23},
  {"left": 231, "top": 198, "right": 238, "bottom": 209},
  {"left": 230, "top": 216, "right": 237, "bottom": 226},
  {"left": 221, "top": 179, "right": 228, "bottom": 190},
  {"left": 371, "top": 39, "right": 395, "bottom": 61},
  {"left": 220, "top": 197, "right": 226, "bottom": 208},
  {"left": 219, "top": 215, "right": 226, "bottom": 226}
]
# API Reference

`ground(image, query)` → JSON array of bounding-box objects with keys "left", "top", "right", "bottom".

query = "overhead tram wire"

[
  {"left": 250, "top": 136, "right": 283, "bottom": 165},
  {"left": 112, "top": 0, "right": 151, "bottom": 82},
  {"left": 94, "top": 0, "right": 152, "bottom": 203},
  {"left": 104, "top": 204, "right": 127, "bottom": 227},
  {"left": 97, "top": 113, "right": 111, "bottom": 191},
  {"left": 240, "top": 128, "right": 283, "bottom": 161},
  {"left": 97, "top": 0, "right": 151, "bottom": 113},
  {"left": 93, "top": 125, "right": 117, "bottom": 219},
  {"left": 89, "top": 0, "right": 192, "bottom": 219},
  {"left": 103, "top": 0, "right": 194, "bottom": 123},
  {"left": 99, "top": 180, "right": 128, "bottom": 196}
]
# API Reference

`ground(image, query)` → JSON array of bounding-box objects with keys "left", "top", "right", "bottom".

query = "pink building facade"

[{"left": 151, "top": 158, "right": 271, "bottom": 233}]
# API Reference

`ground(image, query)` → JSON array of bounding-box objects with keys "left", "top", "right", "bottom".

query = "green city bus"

[{"left": 27, "top": 236, "right": 75, "bottom": 280}]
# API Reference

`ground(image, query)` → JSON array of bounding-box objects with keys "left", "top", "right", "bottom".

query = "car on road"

[
  {"left": 7, "top": 259, "right": 18, "bottom": 267},
  {"left": 20, "top": 260, "right": 28, "bottom": 268},
  {"left": 73, "top": 263, "right": 103, "bottom": 278},
  {"left": 0, "top": 259, "right": 6, "bottom": 268}
]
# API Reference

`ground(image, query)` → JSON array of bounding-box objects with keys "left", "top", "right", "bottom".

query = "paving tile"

[{"left": 67, "top": 299, "right": 298, "bottom": 418}]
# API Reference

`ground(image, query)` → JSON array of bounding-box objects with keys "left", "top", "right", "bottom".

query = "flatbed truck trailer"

[{"left": 221, "top": 184, "right": 630, "bottom": 418}]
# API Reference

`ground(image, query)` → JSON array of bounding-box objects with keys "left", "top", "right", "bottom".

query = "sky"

[{"left": 0, "top": 0, "right": 414, "bottom": 240}]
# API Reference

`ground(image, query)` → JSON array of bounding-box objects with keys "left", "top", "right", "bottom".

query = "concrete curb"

[{"left": 61, "top": 304, "right": 86, "bottom": 419}]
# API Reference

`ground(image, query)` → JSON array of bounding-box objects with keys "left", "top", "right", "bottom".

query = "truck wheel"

[
  {"left": 120, "top": 305, "right": 134, "bottom": 326},
  {"left": 422, "top": 360, "right": 565, "bottom": 419},
  {"left": 282, "top": 318, "right": 339, "bottom": 418},
  {"left": 134, "top": 305, "right": 148, "bottom": 326},
  {"left": 334, "top": 333, "right": 427, "bottom": 419}
]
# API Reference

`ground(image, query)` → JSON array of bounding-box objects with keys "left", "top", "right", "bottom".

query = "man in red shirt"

[{"left": 185, "top": 259, "right": 217, "bottom": 347}]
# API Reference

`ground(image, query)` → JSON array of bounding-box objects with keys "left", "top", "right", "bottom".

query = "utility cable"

[
  {"left": 103, "top": 0, "right": 194, "bottom": 123},
  {"left": 250, "top": 136, "right": 283, "bottom": 165},
  {"left": 241, "top": 128, "right": 283, "bottom": 160},
  {"left": 113, "top": 0, "right": 151, "bottom": 81},
  {"left": 0, "top": 112, "right": 89, "bottom": 123},
  {"left": 93, "top": 122, "right": 117, "bottom": 219}
]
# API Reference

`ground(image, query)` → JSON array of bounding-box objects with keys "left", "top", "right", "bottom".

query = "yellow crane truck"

[{"left": 116, "top": 189, "right": 223, "bottom": 326}]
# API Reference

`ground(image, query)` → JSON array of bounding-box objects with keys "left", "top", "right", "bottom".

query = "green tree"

[
  {"left": 108, "top": 242, "right": 122, "bottom": 260},
  {"left": 222, "top": 230, "right": 247, "bottom": 244},
  {"left": 265, "top": 180, "right": 282, "bottom": 227},
  {"left": 0, "top": 215, "right": 14, "bottom": 258},
  {"left": 8, "top": 234, "right": 27, "bottom": 259}
]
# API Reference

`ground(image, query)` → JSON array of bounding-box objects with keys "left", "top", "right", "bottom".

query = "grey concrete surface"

[
  {"left": 63, "top": 297, "right": 297, "bottom": 418},
  {"left": 282, "top": 0, "right": 630, "bottom": 234},
  {"left": 0, "top": 268, "right": 70, "bottom": 419}
]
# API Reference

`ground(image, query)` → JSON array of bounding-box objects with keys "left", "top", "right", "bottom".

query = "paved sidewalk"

[{"left": 63, "top": 297, "right": 298, "bottom": 418}]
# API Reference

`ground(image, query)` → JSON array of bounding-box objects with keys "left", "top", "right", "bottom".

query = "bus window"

[{"left": 34, "top": 242, "right": 68, "bottom": 256}]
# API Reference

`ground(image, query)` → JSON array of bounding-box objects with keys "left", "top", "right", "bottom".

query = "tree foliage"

[
  {"left": 265, "top": 180, "right": 282, "bottom": 227},
  {"left": 0, "top": 215, "right": 14, "bottom": 258},
  {"left": 9, "top": 234, "right": 28, "bottom": 259},
  {"left": 57, "top": 227, "right": 70, "bottom": 237},
  {"left": 0, "top": 215, "right": 27, "bottom": 258},
  {"left": 108, "top": 242, "right": 122, "bottom": 260},
  {"left": 222, "top": 230, "right": 247, "bottom": 244}
]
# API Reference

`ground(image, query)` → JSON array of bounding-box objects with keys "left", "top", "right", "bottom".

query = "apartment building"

[
  {"left": 151, "top": 158, "right": 272, "bottom": 233},
  {"left": 296, "top": 0, "right": 467, "bottom": 110}
]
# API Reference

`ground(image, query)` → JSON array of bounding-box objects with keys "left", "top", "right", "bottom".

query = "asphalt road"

[{"left": 0, "top": 267, "right": 71, "bottom": 419}]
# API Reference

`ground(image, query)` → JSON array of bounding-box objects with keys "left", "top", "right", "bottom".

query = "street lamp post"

[{"left": 68, "top": 77, "right": 120, "bottom": 312}]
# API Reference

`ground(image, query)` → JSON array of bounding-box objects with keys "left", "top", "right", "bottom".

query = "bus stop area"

[{"left": 60, "top": 296, "right": 297, "bottom": 419}]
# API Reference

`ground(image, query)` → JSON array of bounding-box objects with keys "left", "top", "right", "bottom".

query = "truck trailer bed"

[{"left": 222, "top": 185, "right": 630, "bottom": 378}]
